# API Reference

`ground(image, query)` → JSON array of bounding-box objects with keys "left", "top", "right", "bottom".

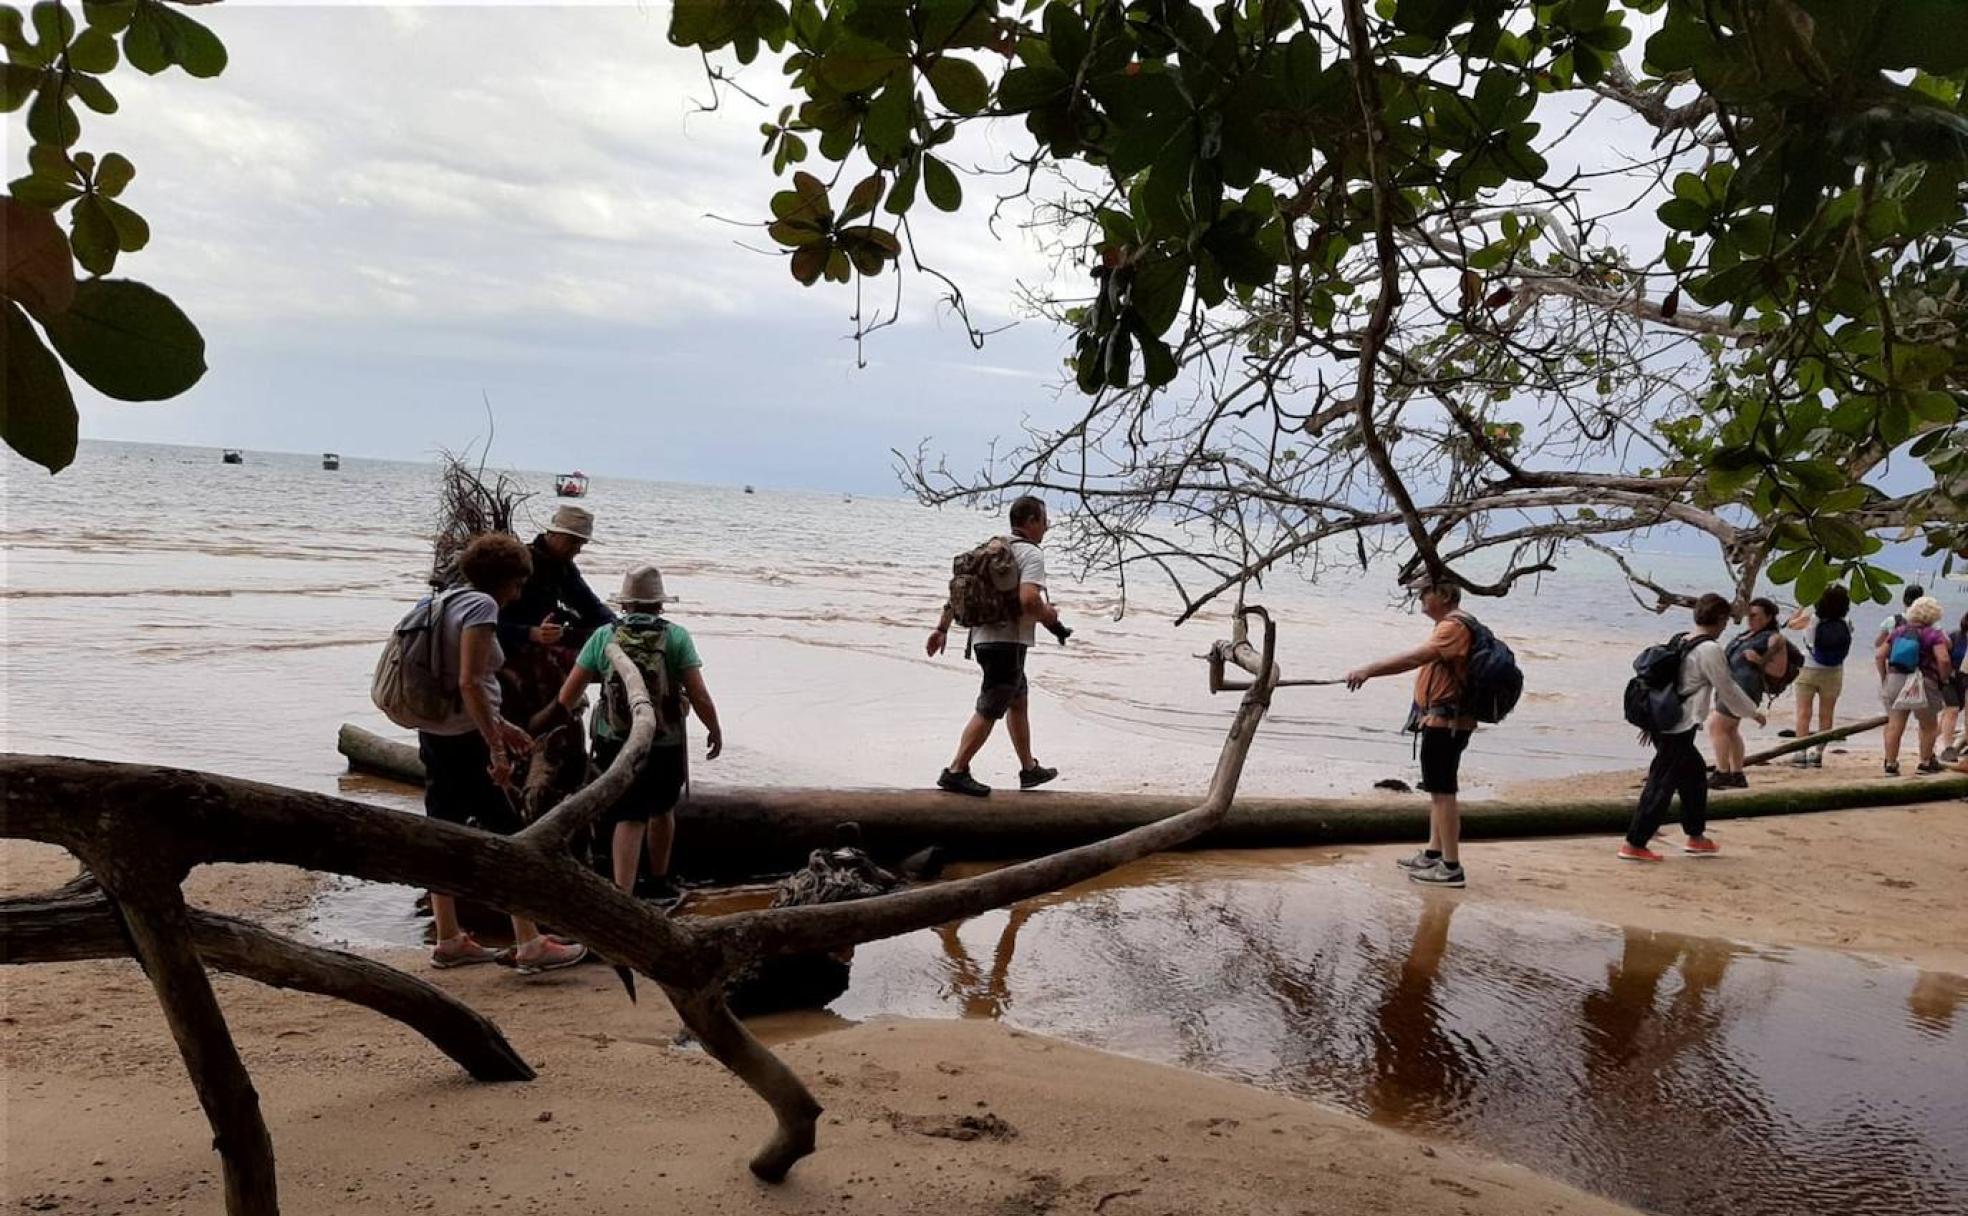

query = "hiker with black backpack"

[
  {"left": 1783, "top": 586, "right": 1853, "bottom": 768},
  {"left": 1620, "top": 593, "right": 1765, "bottom": 863},
  {"left": 927, "top": 495, "right": 1066, "bottom": 797},
  {"left": 1345, "top": 575, "right": 1523, "bottom": 890},
  {"left": 542, "top": 565, "right": 722, "bottom": 901}
]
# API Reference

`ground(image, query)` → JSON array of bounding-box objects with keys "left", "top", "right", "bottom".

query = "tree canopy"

[{"left": 674, "top": 0, "right": 1968, "bottom": 614}]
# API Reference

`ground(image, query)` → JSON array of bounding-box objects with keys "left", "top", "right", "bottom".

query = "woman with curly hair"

[
  {"left": 1877, "top": 595, "right": 1955, "bottom": 776},
  {"left": 419, "top": 532, "right": 587, "bottom": 974}
]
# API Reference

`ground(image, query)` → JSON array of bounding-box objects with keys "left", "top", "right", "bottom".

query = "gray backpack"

[{"left": 371, "top": 589, "right": 465, "bottom": 730}]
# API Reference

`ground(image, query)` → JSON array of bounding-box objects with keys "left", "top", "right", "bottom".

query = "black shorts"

[
  {"left": 591, "top": 737, "right": 688, "bottom": 826},
  {"left": 973, "top": 642, "right": 1029, "bottom": 721},
  {"left": 418, "top": 730, "right": 521, "bottom": 835},
  {"left": 1944, "top": 675, "right": 1965, "bottom": 711},
  {"left": 1417, "top": 726, "right": 1473, "bottom": 796}
]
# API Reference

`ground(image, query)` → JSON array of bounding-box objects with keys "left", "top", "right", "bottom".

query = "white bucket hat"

[
  {"left": 614, "top": 564, "right": 675, "bottom": 607},
  {"left": 546, "top": 505, "right": 595, "bottom": 542}
]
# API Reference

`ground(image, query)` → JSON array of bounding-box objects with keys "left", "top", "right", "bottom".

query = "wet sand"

[{"left": 6, "top": 765, "right": 1965, "bottom": 1215}]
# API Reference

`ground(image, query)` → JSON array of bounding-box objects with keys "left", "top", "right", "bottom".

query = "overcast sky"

[{"left": 59, "top": 1, "right": 1098, "bottom": 492}]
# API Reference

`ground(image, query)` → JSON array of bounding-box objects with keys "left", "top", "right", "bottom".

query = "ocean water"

[{"left": 2, "top": 439, "right": 1948, "bottom": 799}]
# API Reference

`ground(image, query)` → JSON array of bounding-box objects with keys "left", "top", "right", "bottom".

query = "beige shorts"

[{"left": 1793, "top": 665, "right": 1843, "bottom": 698}]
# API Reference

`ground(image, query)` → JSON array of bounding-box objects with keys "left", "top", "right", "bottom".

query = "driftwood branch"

[
  {"left": 2, "top": 610, "right": 1284, "bottom": 1210},
  {"left": 1744, "top": 716, "right": 1889, "bottom": 767},
  {"left": 0, "top": 876, "right": 533, "bottom": 1083}
]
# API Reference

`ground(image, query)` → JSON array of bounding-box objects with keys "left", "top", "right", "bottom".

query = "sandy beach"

[{"left": 7, "top": 762, "right": 1965, "bottom": 1216}]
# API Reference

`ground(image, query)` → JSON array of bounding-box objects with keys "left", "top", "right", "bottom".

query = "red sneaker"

[
  {"left": 1682, "top": 836, "right": 1721, "bottom": 856},
  {"left": 1617, "top": 844, "right": 1665, "bottom": 863}
]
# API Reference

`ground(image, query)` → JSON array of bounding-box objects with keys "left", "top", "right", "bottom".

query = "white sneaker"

[
  {"left": 1407, "top": 859, "right": 1466, "bottom": 888},
  {"left": 1395, "top": 849, "right": 1440, "bottom": 871}
]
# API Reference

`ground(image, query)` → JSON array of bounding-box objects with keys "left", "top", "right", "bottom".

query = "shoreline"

[{"left": 5, "top": 759, "right": 1964, "bottom": 1216}]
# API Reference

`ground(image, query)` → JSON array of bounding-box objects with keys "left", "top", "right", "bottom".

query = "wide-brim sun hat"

[
  {"left": 614, "top": 563, "right": 677, "bottom": 607},
  {"left": 546, "top": 504, "right": 595, "bottom": 542}
]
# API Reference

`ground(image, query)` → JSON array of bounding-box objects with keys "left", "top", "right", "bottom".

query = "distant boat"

[
  {"left": 843, "top": 493, "right": 853, "bottom": 503},
  {"left": 555, "top": 471, "right": 589, "bottom": 498},
  {"left": 322, "top": 452, "right": 341, "bottom": 471},
  {"left": 221, "top": 449, "right": 243, "bottom": 465},
  {"left": 743, "top": 485, "right": 756, "bottom": 495}
]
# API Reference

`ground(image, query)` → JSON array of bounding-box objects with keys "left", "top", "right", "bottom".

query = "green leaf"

[
  {"left": 121, "top": 4, "right": 165, "bottom": 73},
  {"left": 67, "top": 25, "right": 118, "bottom": 72},
  {"left": 1042, "top": 3, "right": 1089, "bottom": 73},
  {"left": 1, "top": 63, "right": 40, "bottom": 111},
  {"left": 94, "top": 150, "right": 133, "bottom": 197},
  {"left": 925, "top": 56, "right": 988, "bottom": 116},
  {"left": 767, "top": 218, "right": 827, "bottom": 247},
  {"left": 8, "top": 173, "right": 82, "bottom": 207},
  {"left": 838, "top": 173, "right": 884, "bottom": 223},
  {"left": 37, "top": 277, "right": 206, "bottom": 401},
  {"left": 1392, "top": 0, "right": 1467, "bottom": 40},
  {"left": 1793, "top": 554, "right": 1831, "bottom": 609},
  {"left": 1909, "top": 390, "right": 1958, "bottom": 425},
  {"left": 1657, "top": 197, "right": 1708, "bottom": 232},
  {"left": 1765, "top": 547, "right": 1810, "bottom": 584},
  {"left": 861, "top": 77, "right": 914, "bottom": 164},
  {"left": 1129, "top": 253, "right": 1188, "bottom": 337},
  {"left": 789, "top": 242, "right": 829, "bottom": 285},
  {"left": 26, "top": 84, "right": 79, "bottom": 147},
  {"left": 884, "top": 157, "right": 919, "bottom": 216},
  {"left": 69, "top": 195, "right": 118, "bottom": 274},
  {"left": 1, "top": 196, "right": 76, "bottom": 316},
  {"left": 69, "top": 72, "right": 116, "bottom": 114},
  {"left": 922, "top": 153, "right": 960, "bottom": 212},
  {"left": 1816, "top": 517, "right": 1868, "bottom": 560},
  {"left": 997, "top": 64, "right": 1069, "bottom": 112},
  {"left": 1139, "top": 333, "right": 1176, "bottom": 387},
  {"left": 151, "top": 3, "right": 226, "bottom": 78},
  {"left": 816, "top": 33, "right": 903, "bottom": 92},
  {"left": 1828, "top": 396, "right": 1874, "bottom": 437},
  {"left": 1, "top": 299, "right": 78, "bottom": 472}
]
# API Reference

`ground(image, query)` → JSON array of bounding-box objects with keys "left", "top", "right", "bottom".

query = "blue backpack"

[{"left": 1887, "top": 626, "right": 1924, "bottom": 674}]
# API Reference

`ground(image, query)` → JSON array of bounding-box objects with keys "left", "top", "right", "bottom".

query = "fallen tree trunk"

[
  {"left": 0, "top": 877, "right": 533, "bottom": 1083},
  {"left": 336, "top": 721, "right": 1968, "bottom": 873},
  {"left": 1744, "top": 716, "right": 1887, "bottom": 766}
]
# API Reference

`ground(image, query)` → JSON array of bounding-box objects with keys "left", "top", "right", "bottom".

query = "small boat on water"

[
  {"left": 743, "top": 485, "right": 756, "bottom": 495},
  {"left": 221, "top": 449, "right": 243, "bottom": 465},
  {"left": 322, "top": 453, "right": 341, "bottom": 471},
  {"left": 555, "top": 471, "right": 590, "bottom": 498}
]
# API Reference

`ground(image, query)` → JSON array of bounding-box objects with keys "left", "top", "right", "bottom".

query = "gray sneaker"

[
  {"left": 1944, "top": 747, "right": 1961, "bottom": 765},
  {"left": 1407, "top": 859, "right": 1466, "bottom": 888},
  {"left": 1788, "top": 753, "right": 1811, "bottom": 768},
  {"left": 1808, "top": 747, "right": 1825, "bottom": 768},
  {"left": 1396, "top": 849, "right": 1440, "bottom": 871}
]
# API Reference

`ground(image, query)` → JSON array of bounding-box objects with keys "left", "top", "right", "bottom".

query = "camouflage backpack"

[
  {"left": 601, "top": 618, "right": 683, "bottom": 738},
  {"left": 947, "top": 536, "right": 1022, "bottom": 628}
]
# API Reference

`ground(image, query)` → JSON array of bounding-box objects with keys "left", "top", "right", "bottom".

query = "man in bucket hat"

[
  {"left": 543, "top": 564, "right": 722, "bottom": 904},
  {"left": 498, "top": 503, "right": 616, "bottom": 654}
]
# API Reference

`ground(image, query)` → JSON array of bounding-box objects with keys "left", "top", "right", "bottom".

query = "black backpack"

[
  {"left": 1623, "top": 632, "right": 1700, "bottom": 740},
  {"left": 1810, "top": 618, "right": 1853, "bottom": 667},
  {"left": 1454, "top": 613, "right": 1523, "bottom": 724}
]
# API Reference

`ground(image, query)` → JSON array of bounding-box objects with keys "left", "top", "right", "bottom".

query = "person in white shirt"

[
  {"left": 926, "top": 496, "right": 1066, "bottom": 796},
  {"left": 1622, "top": 593, "right": 1766, "bottom": 863}
]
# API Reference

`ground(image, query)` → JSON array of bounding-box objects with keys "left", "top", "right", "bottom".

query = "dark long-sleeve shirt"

[{"left": 497, "top": 534, "right": 616, "bottom": 653}]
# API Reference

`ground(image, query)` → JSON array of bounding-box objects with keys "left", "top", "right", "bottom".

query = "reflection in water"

[{"left": 832, "top": 853, "right": 1968, "bottom": 1216}]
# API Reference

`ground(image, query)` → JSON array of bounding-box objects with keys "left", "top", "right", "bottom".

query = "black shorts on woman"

[{"left": 591, "top": 737, "right": 688, "bottom": 827}]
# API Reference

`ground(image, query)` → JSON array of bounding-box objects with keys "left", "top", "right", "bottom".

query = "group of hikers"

[
  {"left": 1348, "top": 577, "right": 1968, "bottom": 889},
  {"left": 379, "top": 491, "right": 1962, "bottom": 966}
]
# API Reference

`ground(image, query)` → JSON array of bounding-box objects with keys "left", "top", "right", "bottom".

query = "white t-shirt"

[
  {"left": 428, "top": 588, "right": 504, "bottom": 736},
  {"left": 970, "top": 540, "right": 1048, "bottom": 647},
  {"left": 1875, "top": 613, "right": 1907, "bottom": 646}
]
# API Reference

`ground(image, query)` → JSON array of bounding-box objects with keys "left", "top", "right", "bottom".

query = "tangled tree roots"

[{"left": 1, "top": 613, "right": 1280, "bottom": 1214}]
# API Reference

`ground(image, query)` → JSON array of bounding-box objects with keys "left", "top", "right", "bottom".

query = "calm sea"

[{"left": 4, "top": 439, "right": 1952, "bottom": 800}]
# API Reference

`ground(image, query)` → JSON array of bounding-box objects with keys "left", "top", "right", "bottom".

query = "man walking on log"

[
  {"left": 1345, "top": 576, "right": 1479, "bottom": 888},
  {"left": 1622, "top": 593, "right": 1765, "bottom": 863},
  {"left": 927, "top": 495, "right": 1066, "bottom": 797},
  {"left": 498, "top": 505, "right": 617, "bottom": 654}
]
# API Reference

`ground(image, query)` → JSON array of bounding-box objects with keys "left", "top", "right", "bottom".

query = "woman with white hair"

[{"left": 1877, "top": 595, "right": 1954, "bottom": 775}]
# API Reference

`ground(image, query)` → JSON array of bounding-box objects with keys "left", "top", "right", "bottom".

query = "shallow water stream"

[{"left": 310, "top": 849, "right": 1968, "bottom": 1216}]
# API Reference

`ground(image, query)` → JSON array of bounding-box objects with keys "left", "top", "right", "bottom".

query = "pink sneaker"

[
  {"left": 513, "top": 938, "right": 588, "bottom": 975},
  {"left": 1683, "top": 835, "right": 1721, "bottom": 856},
  {"left": 1617, "top": 843, "right": 1665, "bottom": 863},
  {"left": 430, "top": 933, "right": 501, "bottom": 969}
]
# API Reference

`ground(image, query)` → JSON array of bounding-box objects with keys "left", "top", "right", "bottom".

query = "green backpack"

[{"left": 602, "top": 618, "right": 683, "bottom": 738}]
